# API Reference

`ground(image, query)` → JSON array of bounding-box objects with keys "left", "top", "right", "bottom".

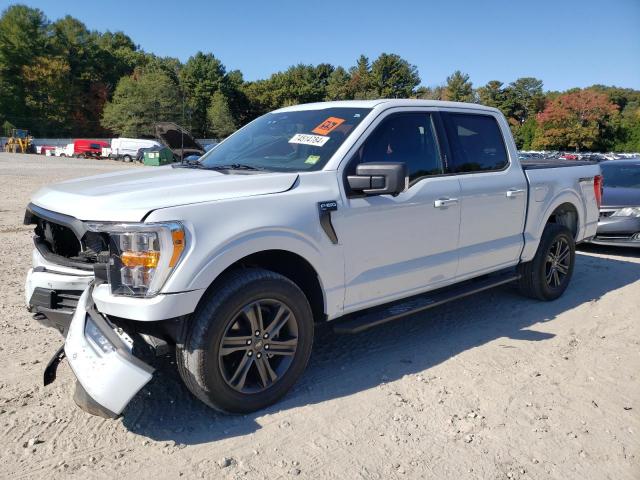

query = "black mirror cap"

[{"left": 347, "top": 162, "right": 408, "bottom": 196}]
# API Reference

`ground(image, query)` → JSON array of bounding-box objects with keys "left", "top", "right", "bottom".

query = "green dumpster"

[{"left": 143, "top": 147, "right": 174, "bottom": 166}]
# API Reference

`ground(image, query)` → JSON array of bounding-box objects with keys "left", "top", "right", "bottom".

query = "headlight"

[
  {"left": 87, "top": 222, "right": 186, "bottom": 297},
  {"left": 611, "top": 207, "right": 640, "bottom": 218}
]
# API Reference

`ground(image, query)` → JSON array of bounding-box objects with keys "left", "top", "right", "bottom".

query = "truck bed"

[{"left": 521, "top": 158, "right": 597, "bottom": 170}]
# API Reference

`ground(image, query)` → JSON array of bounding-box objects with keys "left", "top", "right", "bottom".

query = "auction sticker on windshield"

[
  {"left": 289, "top": 133, "right": 330, "bottom": 147},
  {"left": 312, "top": 117, "right": 345, "bottom": 135}
]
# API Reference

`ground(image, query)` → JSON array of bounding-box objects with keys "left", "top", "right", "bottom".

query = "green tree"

[
  {"left": 514, "top": 117, "right": 538, "bottom": 150},
  {"left": 221, "top": 69, "right": 252, "bottom": 126},
  {"left": 0, "top": 5, "right": 49, "bottom": 131},
  {"left": 503, "top": 77, "right": 545, "bottom": 125},
  {"left": 207, "top": 91, "right": 236, "bottom": 138},
  {"left": 2, "top": 120, "right": 15, "bottom": 136},
  {"left": 180, "top": 52, "right": 226, "bottom": 137},
  {"left": 370, "top": 53, "right": 420, "bottom": 98},
  {"left": 325, "top": 66, "right": 352, "bottom": 100},
  {"left": 444, "top": 70, "right": 474, "bottom": 102},
  {"left": 477, "top": 80, "right": 506, "bottom": 110},
  {"left": 414, "top": 85, "right": 445, "bottom": 100},
  {"left": 613, "top": 101, "right": 640, "bottom": 151},
  {"left": 21, "top": 56, "right": 72, "bottom": 135},
  {"left": 101, "top": 69, "right": 181, "bottom": 136},
  {"left": 348, "top": 55, "right": 375, "bottom": 99}
]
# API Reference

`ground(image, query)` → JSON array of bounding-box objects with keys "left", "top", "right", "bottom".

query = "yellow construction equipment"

[{"left": 5, "top": 129, "right": 33, "bottom": 153}]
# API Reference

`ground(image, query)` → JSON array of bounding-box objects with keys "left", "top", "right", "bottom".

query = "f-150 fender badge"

[
  {"left": 318, "top": 200, "right": 338, "bottom": 212},
  {"left": 317, "top": 200, "right": 339, "bottom": 244}
]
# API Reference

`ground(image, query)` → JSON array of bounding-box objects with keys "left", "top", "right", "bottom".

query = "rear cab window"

[{"left": 442, "top": 113, "right": 509, "bottom": 173}]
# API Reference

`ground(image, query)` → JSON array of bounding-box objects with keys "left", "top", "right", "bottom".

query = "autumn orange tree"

[{"left": 533, "top": 90, "right": 619, "bottom": 151}]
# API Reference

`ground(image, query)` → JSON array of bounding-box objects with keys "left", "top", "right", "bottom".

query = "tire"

[
  {"left": 123, "top": 155, "right": 132, "bottom": 162},
  {"left": 177, "top": 268, "right": 314, "bottom": 413},
  {"left": 518, "top": 223, "right": 575, "bottom": 301}
]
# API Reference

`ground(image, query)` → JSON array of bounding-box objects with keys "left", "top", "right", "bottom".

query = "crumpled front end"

[{"left": 64, "top": 286, "right": 154, "bottom": 417}]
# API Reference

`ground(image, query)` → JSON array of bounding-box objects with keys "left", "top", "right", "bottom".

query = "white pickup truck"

[{"left": 24, "top": 100, "right": 602, "bottom": 418}]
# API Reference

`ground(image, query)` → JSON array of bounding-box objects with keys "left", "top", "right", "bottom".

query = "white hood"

[{"left": 31, "top": 166, "right": 299, "bottom": 222}]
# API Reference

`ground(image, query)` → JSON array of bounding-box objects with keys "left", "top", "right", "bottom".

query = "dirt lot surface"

[{"left": 0, "top": 152, "right": 638, "bottom": 479}]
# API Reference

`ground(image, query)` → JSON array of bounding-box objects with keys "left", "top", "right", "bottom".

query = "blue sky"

[{"left": 10, "top": 0, "right": 640, "bottom": 91}]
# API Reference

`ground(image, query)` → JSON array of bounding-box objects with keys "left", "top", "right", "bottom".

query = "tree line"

[{"left": 1, "top": 5, "right": 639, "bottom": 152}]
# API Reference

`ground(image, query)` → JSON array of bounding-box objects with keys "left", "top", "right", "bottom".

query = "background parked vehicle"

[
  {"left": 589, "top": 158, "right": 640, "bottom": 247},
  {"left": 37, "top": 145, "right": 55, "bottom": 155},
  {"left": 110, "top": 137, "right": 161, "bottom": 162},
  {"left": 181, "top": 143, "right": 217, "bottom": 163},
  {"left": 154, "top": 122, "right": 205, "bottom": 161},
  {"left": 54, "top": 143, "right": 74, "bottom": 157},
  {"left": 72, "top": 139, "right": 109, "bottom": 158}
]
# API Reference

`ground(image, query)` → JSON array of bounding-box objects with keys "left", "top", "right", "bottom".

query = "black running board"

[{"left": 333, "top": 271, "right": 520, "bottom": 334}]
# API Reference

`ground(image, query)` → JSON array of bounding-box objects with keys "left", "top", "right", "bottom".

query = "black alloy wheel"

[
  {"left": 545, "top": 237, "right": 571, "bottom": 288},
  {"left": 219, "top": 299, "right": 298, "bottom": 393}
]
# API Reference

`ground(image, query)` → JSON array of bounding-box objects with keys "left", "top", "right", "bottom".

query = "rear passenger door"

[{"left": 441, "top": 111, "right": 527, "bottom": 278}]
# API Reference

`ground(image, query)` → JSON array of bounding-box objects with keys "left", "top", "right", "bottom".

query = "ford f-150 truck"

[{"left": 24, "top": 100, "right": 602, "bottom": 418}]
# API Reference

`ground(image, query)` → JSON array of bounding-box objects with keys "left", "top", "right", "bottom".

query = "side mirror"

[{"left": 347, "top": 162, "right": 408, "bottom": 196}]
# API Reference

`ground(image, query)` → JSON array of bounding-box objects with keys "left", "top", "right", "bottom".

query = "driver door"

[{"left": 331, "top": 111, "right": 462, "bottom": 313}]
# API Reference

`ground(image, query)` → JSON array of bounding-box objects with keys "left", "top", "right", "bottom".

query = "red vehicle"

[
  {"left": 73, "top": 139, "right": 109, "bottom": 158},
  {"left": 39, "top": 145, "right": 55, "bottom": 155}
]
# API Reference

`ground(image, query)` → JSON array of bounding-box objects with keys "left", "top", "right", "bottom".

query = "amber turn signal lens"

[
  {"left": 169, "top": 229, "right": 185, "bottom": 267},
  {"left": 120, "top": 251, "right": 160, "bottom": 268}
]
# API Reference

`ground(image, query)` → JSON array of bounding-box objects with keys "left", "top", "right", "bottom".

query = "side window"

[
  {"left": 351, "top": 113, "right": 443, "bottom": 182},
  {"left": 443, "top": 113, "right": 508, "bottom": 173}
]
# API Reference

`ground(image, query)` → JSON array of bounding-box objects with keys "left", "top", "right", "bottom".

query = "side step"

[{"left": 333, "top": 271, "right": 520, "bottom": 334}]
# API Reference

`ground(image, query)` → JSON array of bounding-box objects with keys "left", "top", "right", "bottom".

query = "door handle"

[
  {"left": 506, "top": 189, "right": 525, "bottom": 198},
  {"left": 434, "top": 197, "right": 459, "bottom": 208}
]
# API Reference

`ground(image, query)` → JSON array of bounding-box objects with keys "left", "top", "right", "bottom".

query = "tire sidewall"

[
  {"left": 535, "top": 226, "right": 575, "bottom": 300},
  {"left": 186, "top": 273, "right": 313, "bottom": 413}
]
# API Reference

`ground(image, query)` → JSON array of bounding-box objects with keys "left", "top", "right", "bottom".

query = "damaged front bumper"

[{"left": 64, "top": 286, "right": 154, "bottom": 417}]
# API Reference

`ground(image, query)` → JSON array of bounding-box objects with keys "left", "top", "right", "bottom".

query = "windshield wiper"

[
  {"left": 205, "top": 163, "right": 270, "bottom": 172},
  {"left": 172, "top": 159, "right": 205, "bottom": 169}
]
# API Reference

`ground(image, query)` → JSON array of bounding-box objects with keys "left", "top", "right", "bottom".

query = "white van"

[
  {"left": 110, "top": 138, "right": 161, "bottom": 162},
  {"left": 54, "top": 143, "right": 74, "bottom": 157}
]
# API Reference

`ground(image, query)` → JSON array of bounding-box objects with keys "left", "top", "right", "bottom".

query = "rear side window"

[
  {"left": 443, "top": 113, "right": 508, "bottom": 173},
  {"left": 352, "top": 113, "right": 443, "bottom": 182}
]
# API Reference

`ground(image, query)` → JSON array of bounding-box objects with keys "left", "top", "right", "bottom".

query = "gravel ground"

[{"left": 0, "top": 153, "right": 638, "bottom": 479}]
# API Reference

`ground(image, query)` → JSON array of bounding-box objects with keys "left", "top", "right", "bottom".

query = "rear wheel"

[
  {"left": 177, "top": 268, "right": 314, "bottom": 413},
  {"left": 518, "top": 223, "right": 575, "bottom": 301},
  {"left": 123, "top": 155, "right": 132, "bottom": 162}
]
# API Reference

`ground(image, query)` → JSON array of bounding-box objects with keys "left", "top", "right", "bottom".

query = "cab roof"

[{"left": 275, "top": 99, "right": 501, "bottom": 114}]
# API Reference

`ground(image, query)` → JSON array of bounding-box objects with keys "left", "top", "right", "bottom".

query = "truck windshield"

[{"left": 198, "top": 107, "right": 371, "bottom": 172}]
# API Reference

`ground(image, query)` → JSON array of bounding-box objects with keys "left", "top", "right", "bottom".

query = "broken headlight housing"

[{"left": 87, "top": 222, "right": 186, "bottom": 297}]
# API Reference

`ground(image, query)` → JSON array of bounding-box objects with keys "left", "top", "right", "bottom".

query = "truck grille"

[
  {"left": 24, "top": 206, "right": 108, "bottom": 267},
  {"left": 36, "top": 218, "right": 82, "bottom": 258}
]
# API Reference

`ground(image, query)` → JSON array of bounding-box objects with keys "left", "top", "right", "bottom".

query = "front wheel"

[
  {"left": 177, "top": 268, "right": 314, "bottom": 413},
  {"left": 518, "top": 223, "right": 575, "bottom": 301}
]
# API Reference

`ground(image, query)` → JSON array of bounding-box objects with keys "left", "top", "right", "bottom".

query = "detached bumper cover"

[{"left": 65, "top": 287, "right": 154, "bottom": 417}]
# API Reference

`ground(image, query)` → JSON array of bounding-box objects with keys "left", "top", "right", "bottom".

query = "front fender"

[{"left": 187, "top": 229, "right": 345, "bottom": 319}]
